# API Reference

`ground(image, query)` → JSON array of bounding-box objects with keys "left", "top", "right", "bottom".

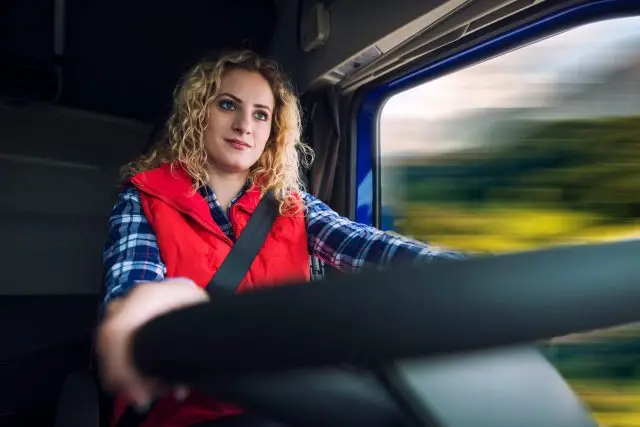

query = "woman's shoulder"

[
  {"left": 115, "top": 183, "right": 142, "bottom": 201},
  {"left": 106, "top": 184, "right": 155, "bottom": 239},
  {"left": 296, "top": 190, "right": 331, "bottom": 213},
  {"left": 109, "top": 184, "right": 144, "bottom": 219}
]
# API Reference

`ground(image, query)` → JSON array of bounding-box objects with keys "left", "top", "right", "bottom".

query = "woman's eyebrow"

[{"left": 218, "top": 92, "right": 272, "bottom": 111}]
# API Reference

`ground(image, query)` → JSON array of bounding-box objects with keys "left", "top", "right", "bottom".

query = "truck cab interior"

[{"left": 3, "top": 0, "right": 640, "bottom": 426}]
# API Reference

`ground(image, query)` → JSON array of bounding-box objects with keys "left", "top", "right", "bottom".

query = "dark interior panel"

[
  {"left": 0, "top": 297, "right": 97, "bottom": 427},
  {"left": 0, "top": 104, "right": 149, "bottom": 426},
  {"left": 1, "top": 0, "right": 277, "bottom": 122}
]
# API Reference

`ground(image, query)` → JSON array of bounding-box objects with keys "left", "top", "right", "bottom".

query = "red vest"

[{"left": 112, "top": 162, "right": 311, "bottom": 427}]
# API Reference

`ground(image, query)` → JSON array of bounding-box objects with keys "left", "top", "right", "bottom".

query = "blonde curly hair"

[{"left": 121, "top": 49, "right": 313, "bottom": 213}]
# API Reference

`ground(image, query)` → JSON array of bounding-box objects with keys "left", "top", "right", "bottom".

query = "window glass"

[{"left": 380, "top": 16, "right": 640, "bottom": 426}]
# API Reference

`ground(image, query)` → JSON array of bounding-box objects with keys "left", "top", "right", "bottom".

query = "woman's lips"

[{"left": 225, "top": 138, "right": 251, "bottom": 150}]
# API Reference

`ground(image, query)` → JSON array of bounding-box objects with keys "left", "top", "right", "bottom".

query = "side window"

[{"left": 380, "top": 16, "right": 640, "bottom": 426}]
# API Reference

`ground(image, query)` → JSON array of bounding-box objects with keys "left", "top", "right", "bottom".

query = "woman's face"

[{"left": 203, "top": 68, "right": 275, "bottom": 174}]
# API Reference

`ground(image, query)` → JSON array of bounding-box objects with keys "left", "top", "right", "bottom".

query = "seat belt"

[
  {"left": 115, "top": 192, "right": 279, "bottom": 427},
  {"left": 205, "top": 191, "right": 279, "bottom": 297}
]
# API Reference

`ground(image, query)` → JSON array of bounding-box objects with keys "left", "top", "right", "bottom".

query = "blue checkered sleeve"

[
  {"left": 102, "top": 186, "right": 166, "bottom": 305},
  {"left": 301, "top": 192, "right": 467, "bottom": 272}
]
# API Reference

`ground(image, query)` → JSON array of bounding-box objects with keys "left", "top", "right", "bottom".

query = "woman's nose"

[{"left": 232, "top": 111, "right": 252, "bottom": 134}]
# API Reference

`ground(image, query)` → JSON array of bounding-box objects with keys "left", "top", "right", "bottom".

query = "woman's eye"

[
  {"left": 254, "top": 111, "right": 269, "bottom": 121},
  {"left": 219, "top": 99, "right": 235, "bottom": 110}
]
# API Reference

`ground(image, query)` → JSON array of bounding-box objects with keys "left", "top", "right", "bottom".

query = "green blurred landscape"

[
  {"left": 386, "top": 115, "right": 640, "bottom": 252},
  {"left": 384, "top": 115, "right": 640, "bottom": 426}
]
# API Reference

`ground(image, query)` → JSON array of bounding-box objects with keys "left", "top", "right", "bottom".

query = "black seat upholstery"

[{"left": 54, "top": 372, "right": 101, "bottom": 427}]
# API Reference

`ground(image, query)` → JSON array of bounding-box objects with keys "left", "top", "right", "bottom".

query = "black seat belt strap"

[{"left": 206, "top": 191, "right": 279, "bottom": 296}]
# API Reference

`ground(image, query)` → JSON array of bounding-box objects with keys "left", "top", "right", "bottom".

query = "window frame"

[{"left": 350, "top": 0, "right": 640, "bottom": 228}]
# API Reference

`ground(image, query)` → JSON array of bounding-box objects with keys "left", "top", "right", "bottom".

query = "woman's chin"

[{"left": 212, "top": 160, "right": 254, "bottom": 175}]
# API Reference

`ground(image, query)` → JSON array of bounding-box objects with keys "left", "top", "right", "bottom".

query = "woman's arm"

[
  {"left": 98, "top": 188, "right": 206, "bottom": 406},
  {"left": 301, "top": 192, "right": 467, "bottom": 273},
  {"left": 102, "top": 186, "right": 167, "bottom": 308}
]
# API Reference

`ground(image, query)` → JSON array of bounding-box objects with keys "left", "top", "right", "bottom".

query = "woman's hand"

[{"left": 95, "top": 277, "right": 209, "bottom": 408}]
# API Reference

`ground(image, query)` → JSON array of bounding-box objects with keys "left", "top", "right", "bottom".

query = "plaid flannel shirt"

[{"left": 103, "top": 185, "right": 466, "bottom": 304}]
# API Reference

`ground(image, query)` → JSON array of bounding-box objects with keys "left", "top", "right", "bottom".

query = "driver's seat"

[
  {"left": 53, "top": 370, "right": 103, "bottom": 427},
  {"left": 53, "top": 114, "right": 163, "bottom": 427}
]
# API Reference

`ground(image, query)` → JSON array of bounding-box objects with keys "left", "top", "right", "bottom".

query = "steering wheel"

[{"left": 131, "top": 240, "right": 640, "bottom": 427}]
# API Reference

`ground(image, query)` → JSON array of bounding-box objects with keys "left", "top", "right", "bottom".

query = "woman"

[{"left": 97, "top": 49, "right": 465, "bottom": 427}]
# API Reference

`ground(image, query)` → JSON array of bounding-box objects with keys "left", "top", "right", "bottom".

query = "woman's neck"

[{"left": 206, "top": 168, "right": 249, "bottom": 211}]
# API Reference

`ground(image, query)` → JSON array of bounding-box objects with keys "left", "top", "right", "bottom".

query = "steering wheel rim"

[
  {"left": 130, "top": 240, "right": 638, "bottom": 427},
  {"left": 133, "top": 240, "right": 640, "bottom": 380}
]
